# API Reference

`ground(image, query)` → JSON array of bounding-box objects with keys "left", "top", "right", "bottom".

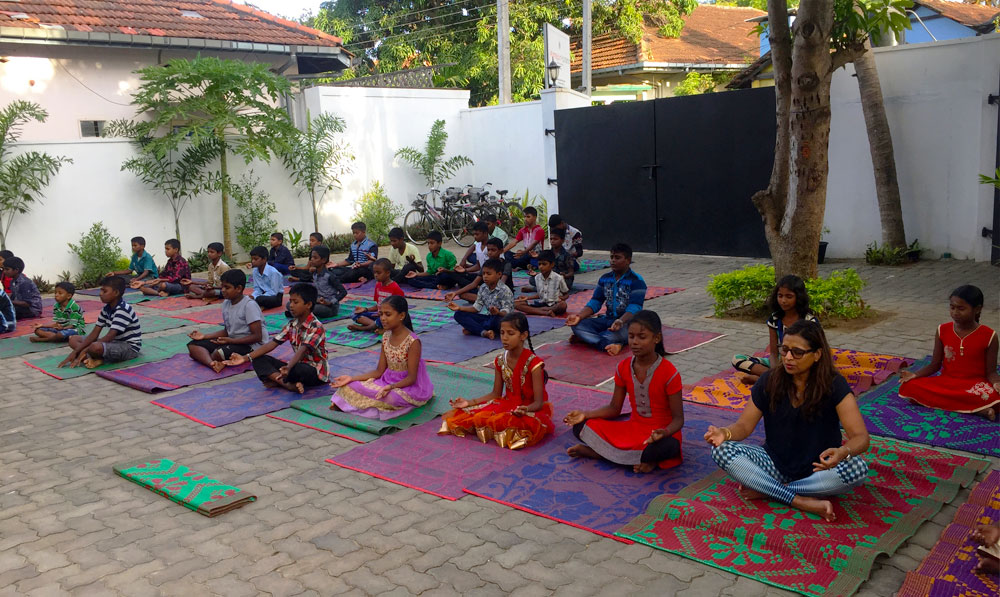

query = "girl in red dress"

[
  {"left": 899, "top": 285, "right": 1000, "bottom": 419},
  {"left": 564, "top": 310, "right": 685, "bottom": 473},
  {"left": 439, "top": 313, "right": 553, "bottom": 449}
]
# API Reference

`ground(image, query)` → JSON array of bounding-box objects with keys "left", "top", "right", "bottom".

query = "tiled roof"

[
  {"left": 0, "top": 0, "right": 342, "bottom": 47},
  {"left": 571, "top": 5, "right": 764, "bottom": 72},
  {"left": 915, "top": 0, "right": 1000, "bottom": 29}
]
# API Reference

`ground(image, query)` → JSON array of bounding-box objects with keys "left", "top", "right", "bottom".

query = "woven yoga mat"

[
  {"left": 419, "top": 316, "right": 566, "bottom": 364},
  {"left": 684, "top": 348, "right": 915, "bottom": 410},
  {"left": 24, "top": 330, "right": 198, "bottom": 380},
  {"left": 615, "top": 437, "right": 989, "bottom": 597},
  {"left": 898, "top": 469, "right": 1000, "bottom": 597},
  {"left": 532, "top": 327, "right": 725, "bottom": 386},
  {"left": 114, "top": 458, "right": 255, "bottom": 517},
  {"left": 465, "top": 401, "right": 764, "bottom": 539},
  {"left": 0, "top": 312, "right": 189, "bottom": 357},
  {"left": 96, "top": 343, "right": 295, "bottom": 393},
  {"left": 271, "top": 363, "right": 494, "bottom": 442},
  {"left": 1, "top": 310, "right": 101, "bottom": 339},
  {"left": 151, "top": 352, "right": 374, "bottom": 427},
  {"left": 326, "top": 378, "right": 613, "bottom": 500},
  {"left": 857, "top": 358, "right": 1000, "bottom": 458}
]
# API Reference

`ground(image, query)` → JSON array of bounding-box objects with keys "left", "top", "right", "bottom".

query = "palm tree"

[
  {"left": 279, "top": 112, "right": 355, "bottom": 232},
  {"left": 0, "top": 101, "right": 72, "bottom": 250},
  {"left": 395, "top": 119, "right": 473, "bottom": 187}
]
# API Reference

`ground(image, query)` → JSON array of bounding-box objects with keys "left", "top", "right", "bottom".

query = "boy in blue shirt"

[
  {"left": 107, "top": 236, "right": 158, "bottom": 285},
  {"left": 330, "top": 222, "right": 378, "bottom": 284},
  {"left": 565, "top": 243, "right": 646, "bottom": 356},
  {"left": 268, "top": 232, "right": 295, "bottom": 275},
  {"left": 248, "top": 246, "right": 285, "bottom": 310}
]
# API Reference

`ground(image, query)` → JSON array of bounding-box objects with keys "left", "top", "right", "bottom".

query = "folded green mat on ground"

[
  {"left": 114, "top": 458, "right": 255, "bottom": 517},
  {"left": 24, "top": 331, "right": 198, "bottom": 380}
]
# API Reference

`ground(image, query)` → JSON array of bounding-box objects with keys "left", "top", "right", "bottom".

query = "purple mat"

[
  {"left": 419, "top": 317, "right": 565, "bottom": 364},
  {"left": 151, "top": 352, "right": 372, "bottom": 427},
  {"left": 857, "top": 358, "right": 1000, "bottom": 457},
  {"left": 96, "top": 344, "right": 294, "bottom": 393},
  {"left": 464, "top": 402, "right": 764, "bottom": 538},
  {"left": 326, "top": 381, "right": 614, "bottom": 500}
]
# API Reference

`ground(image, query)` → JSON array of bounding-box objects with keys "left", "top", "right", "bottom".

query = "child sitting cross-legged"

[
  {"left": 349, "top": 258, "right": 404, "bottom": 334},
  {"left": 502, "top": 206, "right": 545, "bottom": 270},
  {"left": 515, "top": 250, "right": 568, "bottom": 316},
  {"left": 447, "top": 258, "right": 514, "bottom": 340},
  {"left": 566, "top": 243, "right": 646, "bottom": 356},
  {"left": 248, "top": 246, "right": 285, "bottom": 310},
  {"left": 439, "top": 313, "right": 553, "bottom": 449},
  {"left": 267, "top": 232, "right": 295, "bottom": 276},
  {"left": 185, "top": 242, "right": 230, "bottom": 301},
  {"left": 107, "top": 236, "right": 157, "bottom": 284},
  {"left": 59, "top": 276, "right": 142, "bottom": 369},
  {"left": 137, "top": 239, "right": 191, "bottom": 296},
  {"left": 31, "top": 282, "right": 85, "bottom": 342},
  {"left": 387, "top": 227, "right": 424, "bottom": 285},
  {"left": 289, "top": 233, "right": 325, "bottom": 282},
  {"left": 405, "top": 230, "right": 457, "bottom": 289},
  {"left": 3, "top": 256, "right": 43, "bottom": 319},
  {"left": 186, "top": 269, "right": 268, "bottom": 373},
  {"left": 330, "top": 295, "right": 434, "bottom": 419},
  {"left": 289, "top": 245, "right": 347, "bottom": 320},
  {"left": 564, "top": 311, "right": 685, "bottom": 473},
  {"left": 444, "top": 238, "right": 514, "bottom": 303},
  {"left": 224, "top": 283, "right": 329, "bottom": 394}
]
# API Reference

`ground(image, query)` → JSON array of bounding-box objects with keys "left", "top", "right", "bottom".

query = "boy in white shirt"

[{"left": 515, "top": 250, "right": 569, "bottom": 316}]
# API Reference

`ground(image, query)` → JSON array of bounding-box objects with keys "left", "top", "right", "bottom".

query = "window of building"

[{"left": 80, "top": 120, "right": 106, "bottom": 138}]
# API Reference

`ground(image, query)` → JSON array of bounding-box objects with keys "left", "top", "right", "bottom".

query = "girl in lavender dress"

[{"left": 329, "top": 295, "right": 434, "bottom": 419}]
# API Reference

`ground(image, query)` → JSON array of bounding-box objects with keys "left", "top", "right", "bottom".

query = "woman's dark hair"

[
  {"left": 628, "top": 310, "right": 666, "bottom": 356},
  {"left": 501, "top": 312, "right": 548, "bottom": 381},
  {"left": 380, "top": 294, "right": 413, "bottom": 331},
  {"left": 950, "top": 284, "right": 984, "bottom": 322},
  {"left": 765, "top": 319, "right": 836, "bottom": 421},
  {"left": 767, "top": 275, "right": 811, "bottom": 318}
]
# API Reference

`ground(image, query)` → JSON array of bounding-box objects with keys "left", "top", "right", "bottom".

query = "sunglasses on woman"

[{"left": 778, "top": 345, "right": 818, "bottom": 359}]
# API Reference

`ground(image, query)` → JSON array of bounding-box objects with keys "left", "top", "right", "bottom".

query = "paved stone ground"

[{"left": 1, "top": 248, "right": 997, "bottom": 596}]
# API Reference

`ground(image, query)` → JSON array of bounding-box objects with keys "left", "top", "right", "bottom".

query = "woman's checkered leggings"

[{"left": 711, "top": 441, "right": 869, "bottom": 505}]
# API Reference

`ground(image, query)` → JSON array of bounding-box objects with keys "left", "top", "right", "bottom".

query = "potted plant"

[{"left": 818, "top": 226, "right": 830, "bottom": 264}]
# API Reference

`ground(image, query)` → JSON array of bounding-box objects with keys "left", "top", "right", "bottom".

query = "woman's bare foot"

[
  {"left": 633, "top": 462, "right": 656, "bottom": 473},
  {"left": 567, "top": 444, "right": 600, "bottom": 459},
  {"left": 738, "top": 486, "right": 766, "bottom": 501},
  {"left": 604, "top": 344, "right": 623, "bottom": 356},
  {"left": 792, "top": 496, "right": 836, "bottom": 521},
  {"left": 482, "top": 330, "right": 495, "bottom": 340}
]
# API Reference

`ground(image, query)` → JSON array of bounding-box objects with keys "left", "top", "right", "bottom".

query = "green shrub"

[
  {"left": 705, "top": 264, "right": 775, "bottom": 317},
  {"left": 31, "top": 275, "right": 53, "bottom": 294},
  {"left": 67, "top": 222, "right": 127, "bottom": 288},
  {"left": 706, "top": 265, "right": 868, "bottom": 319},
  {"left": 58, "top": 270, "right": 71, "bottom": 283},
  {"left": 114, "top": 257, "right": 131, "bottom": 272},
  {"left": 187, "top": 247, "right": 235, "bottom": 272},
  {"left": 865, "top": 239, "right": 923, "bottom": 266},
  {"left": 233, "top": 172, "right": 278, "bottom": 255},
  {"left": 323, "top": 232, "right": 353, "bottom": 254},
  {"left": 353, "top": 181, "right": 404, "bottom": 245}
]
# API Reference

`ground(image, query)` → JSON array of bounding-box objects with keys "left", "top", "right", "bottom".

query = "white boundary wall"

[{"left": 825, "top": 34, "right": 999, "bottom": 261}]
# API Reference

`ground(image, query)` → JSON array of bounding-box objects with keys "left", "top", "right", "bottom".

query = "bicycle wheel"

[
  {"left": 502, "top": 202, "right": 524, "bottom": 236},
  {"left": 448, "top": 208, "right": 478, "bottom": 247},
  {"left": 403, "top": 209, "right": 433, "bottom": 245}
]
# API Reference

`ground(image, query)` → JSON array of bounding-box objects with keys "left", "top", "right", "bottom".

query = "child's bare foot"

[
  {"left": 566, "top": 444, "right": 600, "bottom": 459},
  {"left": 633, "top": 462, "right": 657, "bottom": 473},
  {"left": 283, "top": 381, "right": 305, "bottom": 394},
  {"left": 210, "top": 361, "right": 226, "bottom": 373},
  {"left": 975, "top": 552, "right": 999, "bottom": 575},
  {"left": 158, "top": 291, "right": 169, "bottom": 297},
  {"left": 976, "top": 406, "right": 997, "bottom": 421},
  {"left": 462, "top": 329, "right": 472, "bottom": 335},
  {"left": 28, "top": 336, "right": 43, "bottom": 342},
  {"left": 83, "top": 357, "right": 104, "bottom": 369},
  {"left": 482, "top": 330, "right": 495, "bottom": 340},
  {"left": 605, "top": 343, "right": 623, "bottom": 356},
  {"left": 738, "top": 486, "right": 766, "bottom": 501},
  {"left": 568, "top": 334, "right": 583, "bottom": 344},
  {"left": 347, "top": 324, "right": 363, "bottom": 332},
  {"left": 374, "top": 328, "right": 384, "bottom": 336},
  {"left": 262, "top": 379, "right": 280, "bottom": 388},
  {"left": 737, "top": 372, "right": 759, "bottom": 385},
  {"left": 793, "top": 496, "right": 836, "bottom": 521}
]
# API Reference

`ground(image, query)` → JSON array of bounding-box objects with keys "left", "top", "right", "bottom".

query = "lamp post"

[{"left": 547, "top": 60, "right": 561, "bottom": 88}]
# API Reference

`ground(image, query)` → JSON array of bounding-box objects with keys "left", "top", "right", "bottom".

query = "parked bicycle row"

[{"left": 403, "top": 183, "right": 526, "bottom": 247}]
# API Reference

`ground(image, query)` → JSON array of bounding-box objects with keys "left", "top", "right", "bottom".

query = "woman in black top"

[{"left": 704, "top": 320, "right": 871, "bottom": 522}]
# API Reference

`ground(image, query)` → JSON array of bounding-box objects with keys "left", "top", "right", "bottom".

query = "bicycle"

[
  {"left": 461, "top": 183, "right": 523, "bottom": 236},
  {"left": 402, "top": 189, "right": 478, "bottom": 247}
]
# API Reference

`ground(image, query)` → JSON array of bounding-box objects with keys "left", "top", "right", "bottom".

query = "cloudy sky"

[{"left": 241, "top": 0, "right": 320, "bottom": 23}]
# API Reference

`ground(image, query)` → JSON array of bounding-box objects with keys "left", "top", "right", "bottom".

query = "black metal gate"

[{"left": 555, "top": 87, "right": 775, "bottom": 257}]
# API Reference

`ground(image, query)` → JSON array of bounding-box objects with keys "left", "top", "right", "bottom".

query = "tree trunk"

[
  {"left": 219, "top": 143, "right": 232, "bottom": 256},
  {"left": 311, "top": 189, "right": 319, "bottom": 233},
  {"left": 854, "top": 44, "right": 907, "bottom": 249},
  {"left": 754, "top": 0, "right": 835, "bottom": 280}
]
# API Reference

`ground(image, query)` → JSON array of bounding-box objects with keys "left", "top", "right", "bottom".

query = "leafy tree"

[
  {"left": 395, "top": 119, "right": 473, "bottom": 187},
  {"left": 0, "top": 101, "right": 72, "bottom": 250},
  {"left": 672, "top": 72, "right": 733, "bottom": 96},
  {"left": 127, "top": 57, "right": 296, "bottom": 255},
  {"left": 232, "top": 172, "right": 278, "bottom": 255},
  {"left": 279, "top": 112, "right": 355, "bottom": 233},
  {"left": 314, "top": 1, "right": 696, "bottom": 106},
  {"left": 354, "top": 181, "right": 405, "bottom": 245},
  {"left": 104, "top": 120, "right": 221, "bottom": 242},
  {"left": 752, "top": 0, "right": 911, "bottom": 278}
]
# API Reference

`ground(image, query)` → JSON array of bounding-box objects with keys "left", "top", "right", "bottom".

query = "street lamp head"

[{"left": 547, "top": 59, "right": 560, "bottom": 88}]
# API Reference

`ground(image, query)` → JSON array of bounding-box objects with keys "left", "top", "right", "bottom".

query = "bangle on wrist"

[
  {"left": 843, "top": 445, "right": 852, "bottom": 459},
  {"left": 723, "top": 427, "right": 732, "bottom": 441}
]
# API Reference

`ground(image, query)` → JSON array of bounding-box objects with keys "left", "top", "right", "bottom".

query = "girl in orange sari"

[{"left": 439, "top": 313, "right": 553, "bottom": 449}]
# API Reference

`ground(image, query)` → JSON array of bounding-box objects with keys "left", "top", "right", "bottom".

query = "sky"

[{"left": 239, "top": 0, "right": 320, "bottom": 22}]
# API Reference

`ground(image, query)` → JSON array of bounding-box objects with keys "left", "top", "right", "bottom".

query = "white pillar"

[
  {"left": 497, "top": 0, "right": 512, "bottom": 104},
  {"left": 582, "top": 0, "right": 592, "bottom": 95}
]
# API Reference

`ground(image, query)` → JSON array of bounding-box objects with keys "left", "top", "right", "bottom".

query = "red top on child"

[
  {"left": 374, "top": 281, "right": 404, "bottom": 304},
  {"left": 515, "top": 224, "right": 545, "bottom": 253}
]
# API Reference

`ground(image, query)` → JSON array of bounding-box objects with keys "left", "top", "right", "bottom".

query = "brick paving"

[{"left": 1, "top": 249, "right": 997, "bottom": 596}]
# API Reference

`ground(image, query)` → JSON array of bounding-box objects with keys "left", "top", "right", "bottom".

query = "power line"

[
  {"left": 334, "top": 0, "right": 492, "bottom": 38},
  {"left": 57, "top": 61, "right": 133, "bottom": 107}
]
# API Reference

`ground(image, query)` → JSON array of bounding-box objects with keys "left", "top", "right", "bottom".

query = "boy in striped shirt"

[
  {"left": 60, "top": 276, "right": 142, "bottom": 369},
  {"left": 31, "top": 281, "right": 86, "bottom": 342}
]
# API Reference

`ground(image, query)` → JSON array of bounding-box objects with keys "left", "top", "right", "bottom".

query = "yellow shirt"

[{"left": 389, "top": 243, "right": 423, "bottom": 269}]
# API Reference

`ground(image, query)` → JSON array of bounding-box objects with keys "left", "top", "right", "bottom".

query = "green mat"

[
  {"left": 0, "top": 335, "right": 70, "bottom": 360},
  {"left": 274, "top": 363, "right": 496, "bottom": 441},
  {"left": 25, "top": 330, "right": 198, "bottom": 380},
  {"left": 114, "top": 458, "right": 255, "bottom": 517},
  {"left": 260, "top": 298, "right": 369, "bottom": 333},
  {"left": 410, "top": 305, "right": 456, "bottom": 331},
  {"left": 137, "top": 315, "right": 194, "bottom": 334}
]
